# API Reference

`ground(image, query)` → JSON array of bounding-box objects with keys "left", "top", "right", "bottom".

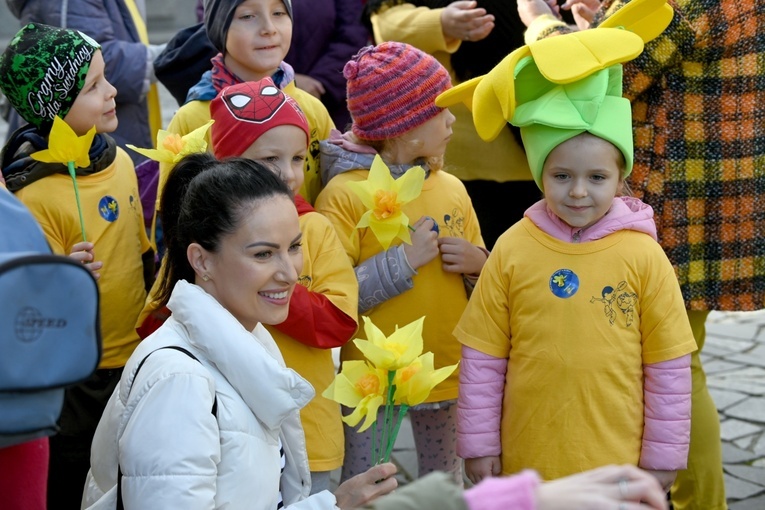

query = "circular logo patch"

[
  {"left": 549, "top": 269, "right": 579, "bottom": 298},
  {"left": 98, "top": 196, "right": 119, "bottom": 222}
]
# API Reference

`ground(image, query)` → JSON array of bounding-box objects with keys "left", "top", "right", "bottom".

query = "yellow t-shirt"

[
  {"left": 316, "top": 168, "right": 484, "bottom": 402},
  {"left": 371, "top": 4, "right": 531, "bottom": 183},
  {"left": 454, "top": 219, "right": 697, "bottom": 479},
  {"left": 160, "top": 82, "right": 334, "bottom": 205},
  {"left": 265, "top": 210, "right": 358, "bottom": 472},
  {"left": 15, "top": 148, "right": 151, "bottom": 368}
]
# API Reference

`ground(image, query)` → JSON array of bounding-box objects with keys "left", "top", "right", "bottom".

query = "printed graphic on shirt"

[
  {"left": 443, "top": 208, "right": 465, "bottom": 237},
  {"left": 549, "top": 269, "right": 579, "bottom": 298},
  {"left": 590, "top": 281, "right": 638, "bottom": 327},
  {"left": 98, "top": 196, "right": 119, "bottom": 222}
]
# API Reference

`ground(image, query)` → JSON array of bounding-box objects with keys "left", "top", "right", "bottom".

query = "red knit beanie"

[
  {"left": 345, "top": 42, "right": 452, "bottom": 141},
  {"left": 210, "top": 77, "right": 310, "bottom": 159}
]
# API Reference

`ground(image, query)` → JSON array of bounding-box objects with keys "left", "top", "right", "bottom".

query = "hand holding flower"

[{"left": 402, "top": 216, "right": 439, "bottom": 270}]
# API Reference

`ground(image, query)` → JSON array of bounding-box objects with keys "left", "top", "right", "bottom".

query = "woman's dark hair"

[{"left": 155, "top": 153, "right": 293, "bottom": 306}]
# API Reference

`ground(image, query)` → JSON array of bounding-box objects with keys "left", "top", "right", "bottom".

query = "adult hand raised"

[{"left": 441, "top": 1, "right": 495, "bottom": 42}]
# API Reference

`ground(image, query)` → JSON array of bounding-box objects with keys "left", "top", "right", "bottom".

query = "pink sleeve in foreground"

[{"left": 464, "top": 470, "right": 541, "bottom": 510}]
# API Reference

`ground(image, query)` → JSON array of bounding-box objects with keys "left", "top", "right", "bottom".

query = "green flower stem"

[
  {"left": 67, "top": 161, "right": 87, "bottom": 242},
  {"left": 371, "top": 420, "right": 378, "bottom": 467},
  {"left": 378, "top": 371, "right": 397, "bottom": 465},
  {"left": 407, "top": 225, "right": 416, "bottom": 232},
  {"left": 383, "top": 404, "right": 409, "bottom": 463}
]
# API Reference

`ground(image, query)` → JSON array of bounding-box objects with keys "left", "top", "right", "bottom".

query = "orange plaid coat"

[{"left": 536, "top": 0, "right": 765, "bottom": 311}]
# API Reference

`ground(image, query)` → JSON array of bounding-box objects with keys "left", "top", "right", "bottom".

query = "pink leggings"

[{"left": 340, "top": 403, "right": 462, "bottom": 485}]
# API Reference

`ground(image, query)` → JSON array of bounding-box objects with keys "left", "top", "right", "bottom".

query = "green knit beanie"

[{"left": 0, "top": 23, "right": 100, "bottom": 133}]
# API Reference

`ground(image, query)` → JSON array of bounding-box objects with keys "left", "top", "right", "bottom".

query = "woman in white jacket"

[{"left": 81, "top": 154, "right": 397, "bottom": 510}]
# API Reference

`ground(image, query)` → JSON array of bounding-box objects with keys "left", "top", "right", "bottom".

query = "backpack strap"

[{"left": 116, "top": 346, "right": 217, "bottom": 510}]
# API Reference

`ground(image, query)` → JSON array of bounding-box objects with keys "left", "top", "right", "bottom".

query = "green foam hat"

[{"left": 512, "top": 58, "right": 634, "bottom": 188}]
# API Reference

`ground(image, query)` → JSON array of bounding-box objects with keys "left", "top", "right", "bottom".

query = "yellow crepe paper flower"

[
  {"left": 394, "top": 352, "right": 458, "bottom": 407},
  {"left": 322, "top": 360, "right": 388, "bottom": 432},
  {"left": 30, "top": 116, "right": 96, "bottom": 241},
  {"left": 30, "top": 116, "right": 95, "bottom": 168},
  {"left": 347, "top": 154, "right": 425, "bottom": 249},
  {"left": 323, "top": 315, "right": 455, "bottom": 464},
  {"left": 354, "top": 316, "right": 424, "bottom": 371},
  {"left": 126, "top": 120, "right": 214, "bottom": 163}
]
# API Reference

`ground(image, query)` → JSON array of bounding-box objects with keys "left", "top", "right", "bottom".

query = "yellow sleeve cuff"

[{"left": 524, "top": 13, "right": 569, "bottom": 44}]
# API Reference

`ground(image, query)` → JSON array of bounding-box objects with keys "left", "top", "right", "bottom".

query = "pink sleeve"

[
  {"left": 457, "top": 345, "right": 507, "bottom": 459},
  {"left": 463, "top": 470, "right": 541, "bottom": 510},
  {"left": 640, "top": 354, "right": 692, "bottom": 470}
]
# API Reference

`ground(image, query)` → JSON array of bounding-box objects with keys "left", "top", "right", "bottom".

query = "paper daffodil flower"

[
  {"left": 347, "top": 155, "right": 425, "bottom": 249},
  {"left": 127, "top": 120, "right": 214, "bottom": 163},
  {"left": 31, "top": 116, "right": 95, "bottom": 169},
  {"left": 30, "top": 116, "right": 96, "bottom": 241},
  {"left": 323, "top": 360, "right": 388, "bottom": 432},
  {"left": 394, "top": 352, "right": 458, "bottom": 407},
  {"left": 354, "top": 316, "right": 424, "bottom": 371}
]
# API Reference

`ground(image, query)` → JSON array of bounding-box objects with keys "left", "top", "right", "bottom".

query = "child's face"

[
  {"left": 224, "top": 0, "right": 292, "bottom": 81},
  {"left": 62, "top": 51, "right": 117, "bottom": 136},
  {"left": 390, "top": 108, "right": 455, "bottom": 164},
  {"left": 542, "top": 133, "right": 624, "bottom": 230},
  {"left": 241, "top": 124, "right": 306, "bottom": 194}
]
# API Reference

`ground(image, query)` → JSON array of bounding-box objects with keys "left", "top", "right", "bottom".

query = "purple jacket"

[{"left": 285, "top": 0, "right": 370, "bottom": 129}]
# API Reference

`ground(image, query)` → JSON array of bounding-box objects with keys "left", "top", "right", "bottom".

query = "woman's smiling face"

[{"left": 200, "top": 194, "right": 302, "bottom": 330}]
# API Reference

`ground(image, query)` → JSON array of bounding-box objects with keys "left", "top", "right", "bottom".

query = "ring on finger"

[{"left": 618, "top": 478, "right": 629, "bottom": 499}]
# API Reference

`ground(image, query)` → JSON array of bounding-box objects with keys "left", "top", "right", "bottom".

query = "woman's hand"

[
  {"left": 334, "top": 462, "right": 398, "bottom": 509},
  {"left": 294, "top": 73, "right": 326, "bottom": 98},
  {"left": 465, "top": 456, "right": 502, "bottom": 485},
  {"left": 535, "top": 464, "right": 669, "bottom": 510},
  {"left": 69, "top": 241, "right": 103, "bottom": 280},
  {"left": 441, "top": 1, "right": 495, "bottom": 43}
]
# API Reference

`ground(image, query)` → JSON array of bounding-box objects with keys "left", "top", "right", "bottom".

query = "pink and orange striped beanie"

[{"left": 344, "top": 42, "right": 452, "bottom": 141}]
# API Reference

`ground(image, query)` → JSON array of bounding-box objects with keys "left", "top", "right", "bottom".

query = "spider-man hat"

[{"left": 210, "top": 77, "right": 310, "bottom": 159}]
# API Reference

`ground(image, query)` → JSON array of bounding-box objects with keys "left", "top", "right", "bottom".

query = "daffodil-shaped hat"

[
  {"left": 435, "top": 0, "right": 674, "bottom": 188},
  {"left": 512, "top": 57, "right": 634, "bottom": 187}
]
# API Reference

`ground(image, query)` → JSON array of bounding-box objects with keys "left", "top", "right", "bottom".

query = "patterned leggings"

[{"left": 340, "top": 402, "right": 462, "bottom": 485}]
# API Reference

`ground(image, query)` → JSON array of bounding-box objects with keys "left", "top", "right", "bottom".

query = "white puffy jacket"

[{"left": 82, "top": 280, "right": 339, "bottom": 509}]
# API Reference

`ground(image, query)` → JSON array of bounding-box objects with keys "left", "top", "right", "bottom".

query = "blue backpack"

[{"left": 0, "top": 190, "right": 101, "bottom": 448}]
